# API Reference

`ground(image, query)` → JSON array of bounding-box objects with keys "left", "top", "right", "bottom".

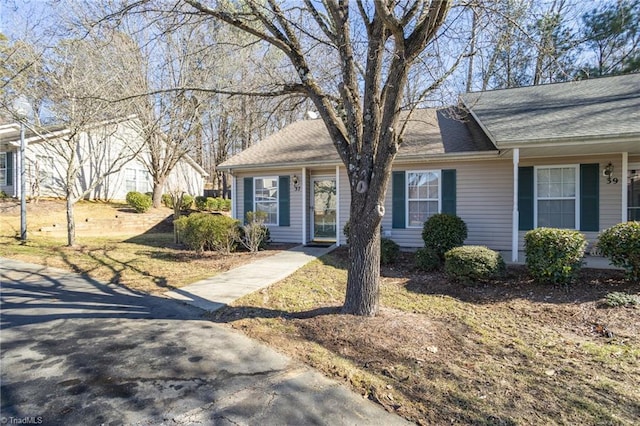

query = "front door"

[
  {"left": 629, "top": 163, "right": 640, "bottom": 220},
  {"left": 311, "top": 177, "right": 337, "bottom": 242}
]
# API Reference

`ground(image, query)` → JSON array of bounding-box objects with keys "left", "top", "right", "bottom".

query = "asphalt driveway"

[{"left": 0, "top": 258, "right": 410, "bottom": 426}]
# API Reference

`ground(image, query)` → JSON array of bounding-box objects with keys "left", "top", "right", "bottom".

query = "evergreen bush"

[
  {"left": 174, "top": 213, "right": 239, "bottom": 254},
  {"left": 444, "top": 246, "right": 505, "bottom": 284},
  {"left": 380, "top": 237, "right": 400, "bottom": 265},
  {"left": 422, "top": 213, "right": 468, "bottom": 259},
  {"left": 415, "top": 247, "right": 441, "bottom": 271},
  {"left": 524, "top": 227, "right": 587, "bottom": 286},
  {"left": 181, "top": 194, "right": 194, "bottom": 210},
  {"left": 598, "top": 221, "right": 640, "bottom": 282},
  {"left": 126, "top": 191, "right": 152, "bottom": 213}
]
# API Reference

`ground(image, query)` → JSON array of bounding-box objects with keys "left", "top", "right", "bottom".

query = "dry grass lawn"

[
  {"left": 0, "top": 199, "right": 291, "bottom": 293},
  {"left": 211, "top": 248, "right": 640, "bottom": 425}
]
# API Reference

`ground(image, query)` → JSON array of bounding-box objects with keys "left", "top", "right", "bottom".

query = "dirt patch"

[{"left": 213, "top": 248, "right": 640, "bottom": 425}]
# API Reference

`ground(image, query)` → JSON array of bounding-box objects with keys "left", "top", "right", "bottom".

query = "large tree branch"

[{"left": 184, "top": 0, "right": 293, "bottom": 54}]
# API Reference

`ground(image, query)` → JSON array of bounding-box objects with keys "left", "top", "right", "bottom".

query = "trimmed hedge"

[
  {"left": 444, "top": 246, "right": 505, "bottom": 284},
  {"left": 415, "top": 247, "right": 440, "bottom": 271},
  {"left": 598, "top": 221, "right": 640, "bottom": 282},
  {"left": 126, "top": 191, "right": 152, "bottom": 213},
  {"left": 174, "top": 213, "right": 239, "bottom": 254},
  {"left": 422, "top": 213, "right": 468, "bottom": 259},
  {"left": 524, "top": 227, "right": 587, "bottom": 286},
  {"left": 381, "top": 238, "right": 400, "bottom": 265}
]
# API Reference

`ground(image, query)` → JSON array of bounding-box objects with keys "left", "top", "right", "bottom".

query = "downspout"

[
  {"left": 512, "top": 148, "right": 520, "bottom": 262},
  {"left": 230, "top": 172, "right": 237, "bottom": 220},
  {"left": 302, "top": 167, "right": 307, "bottom": 245},
  {"left": 622, "top": 152, "right": 628, "bottom": 222},
  {"left": 336, "top": 165, "right": 340, "bottom": 247}
]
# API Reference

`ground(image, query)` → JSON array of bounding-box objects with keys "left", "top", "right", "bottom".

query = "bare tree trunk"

[
  {"left": 152, "top": 176, "right": 166, "bottom": 208},
  {"left": 66, "top": 194, "right": 76, "bottom": 247},
  {"left": 466, "top": 7, "right": 478, "bottom": 93},
  {"left": 344, "top": 210, "right": 382, "bottom": 315}
]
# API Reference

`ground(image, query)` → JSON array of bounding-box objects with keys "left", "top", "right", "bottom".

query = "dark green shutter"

[
  {"left": 392, "top": 171, "right": 406, "bottom": 229},
  {"left": 6, "top": 152, "right": 13, "bottom": 186},
  {"left": 518, "top": 166, "right": 534, "bottom": 231},
  {"left": 243, "top": 177, "right": 253, "bottom": 224},
  {"left": 279, "top": 175, "right": 290, "bottom": 227},
  {"left": 580, "top": 164, "right": 599, "bottom": 232},
  {"left": 441, "top": 169, "right": 457, "bottom": 215}
]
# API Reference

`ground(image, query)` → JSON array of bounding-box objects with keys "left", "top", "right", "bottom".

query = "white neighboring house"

[{"left": 0, "top": 117, "right": 207, "bottom": 201}]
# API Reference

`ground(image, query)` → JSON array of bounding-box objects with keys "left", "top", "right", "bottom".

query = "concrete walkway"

[{"left": 166, "top": 244, "right": 335, "bottom": 312}]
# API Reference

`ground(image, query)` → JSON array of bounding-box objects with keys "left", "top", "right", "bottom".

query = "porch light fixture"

[
  {"left": 12, "top": 95, "right": 32, "bottom": 242},
  {"left": 292, "top": 175, "right": 301, "bottom": 191},
  {"left": 603, "top": 162, "right": 618, "bottom": 184}
]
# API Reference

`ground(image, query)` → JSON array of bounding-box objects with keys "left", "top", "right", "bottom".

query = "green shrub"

[
  {"left": 380, "top": 238, "right": 400, "bottom": 265},
  {"left": 125, "top": 191, "right": 152, "bottom": 213},
  {"left": 195, "top": 196, "right": 208, "bottom": 211},
  {"left": 415, "top": 247, "right": 441, "bottom": 271},
  {"left": 175, "top": 213, "right": 239, "bottom": 254},
  {"left": 598, "top": 222, "right": 640, "bottom": 282},
  {"left": 195, "top": 196, "right": 224, "bottom": 212},
  {"left": 422, "top": 213, "right": 468, "bottom": 259},
  {"left": 0, "top": 190, "right": 8, "bottom": 199},
  {"left": 181, "top": 194, "right": 194, "bottom": 210},
  {"left": 603, "top": 291, "right": 640, "bottom": 308},
  {"left": 162, "top": 193, "right": 173, "bottom": 208},
  {"left": 524, "top": 227, "right": 587, "bottom": 286},
  {"left": 444, "top": 246, "right": 505, "bottom": 284},
  {"left": 219, "top": 198, "right": 231, "bottom": 212}
]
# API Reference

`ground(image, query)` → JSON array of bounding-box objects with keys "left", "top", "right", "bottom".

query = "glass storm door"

[
  {"left": 629, "top": 164, "right": 640, "bottom": 221},
  {"left": 312, "top": 177, "right": 337, "bottom": 241}
]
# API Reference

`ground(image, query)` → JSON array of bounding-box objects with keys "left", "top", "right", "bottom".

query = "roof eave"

[
  {"left": 219, "top": 150, "right": 501, "bottom": 173},
  {"left": 218, "top": 158, "right": 342, "bottom": 173},
  {"left": 395, "top": 150, "right": 500, "bottom": 164},
  {"left": 496, "top": 132, "right": 640, "bottom": 148}
]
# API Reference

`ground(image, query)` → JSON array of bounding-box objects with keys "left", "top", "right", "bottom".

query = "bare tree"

[
  {"left": 142, "top": 0, "right": 455, "bottom": 316},
  {"left": 35, "top": 37, "right": 142, "bottom": 246}
]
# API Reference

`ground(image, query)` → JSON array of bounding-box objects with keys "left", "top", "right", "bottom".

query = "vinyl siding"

[
  {"left": 517, "top": 154, "right": 624, "bottom": 249},
  {"left": 382, "top": 160, "right": 513, "bottom": 249},
  {"left": 233, "top": 153, "right": 630, "bottom": 248},
  {"left": 235, "top": 169, "right": 303, "bottom": 243}
]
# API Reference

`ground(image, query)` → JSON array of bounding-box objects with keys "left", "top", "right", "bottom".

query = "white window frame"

[
  {"left": 406, "top": 170, "right": 441, "bottom": 228},
  {"left": 253, "top": 176, "right": 279, "bottom": 226},
  {"left": 0, "top": 152, "right": 6, "bottom": 186},
  {"left": 125, "top": 167, "right": 150, "bottom": 193},
  {"left": 35, "top": 155, "right": 54, "bottom": 187},
  {"left": 534, "top": 164, "right": 580, "bottom": 230}
]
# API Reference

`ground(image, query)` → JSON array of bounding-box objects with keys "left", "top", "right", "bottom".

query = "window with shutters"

[
  {"left": 254, "top": 177, "right": 278, "bottom": 225},
  {"left": 0, "top": 153, "right": 6, "bottom": 186},
  {"left": 535, "top": 165, "right": 579, "bottom": 229},
  {"left": 406, "top": 170, "right": 440, "bottom": 228}
]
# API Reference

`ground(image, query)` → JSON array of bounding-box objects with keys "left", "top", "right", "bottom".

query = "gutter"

[
  {"left": 496, "top": 132, "right": 640, "bottom": 148},
  {"left": 218, "top": 150, "right": 501, "bottom": 173}
]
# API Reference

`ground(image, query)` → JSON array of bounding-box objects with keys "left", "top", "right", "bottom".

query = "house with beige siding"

[{"left": 218, "top": 74, "right": 640, "bottom": 262}]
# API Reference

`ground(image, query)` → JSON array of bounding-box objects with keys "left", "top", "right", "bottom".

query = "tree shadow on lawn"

[{"left": 209, "top": 305, "right": 342, "bottom": 323}]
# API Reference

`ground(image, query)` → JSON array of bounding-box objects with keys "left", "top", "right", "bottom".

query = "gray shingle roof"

[
  {"left": 219, "top": 108, "right": 496, "bottom": 170},
  {"left": 462, "top": 73, "right": 640, "bottom": 146}
]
